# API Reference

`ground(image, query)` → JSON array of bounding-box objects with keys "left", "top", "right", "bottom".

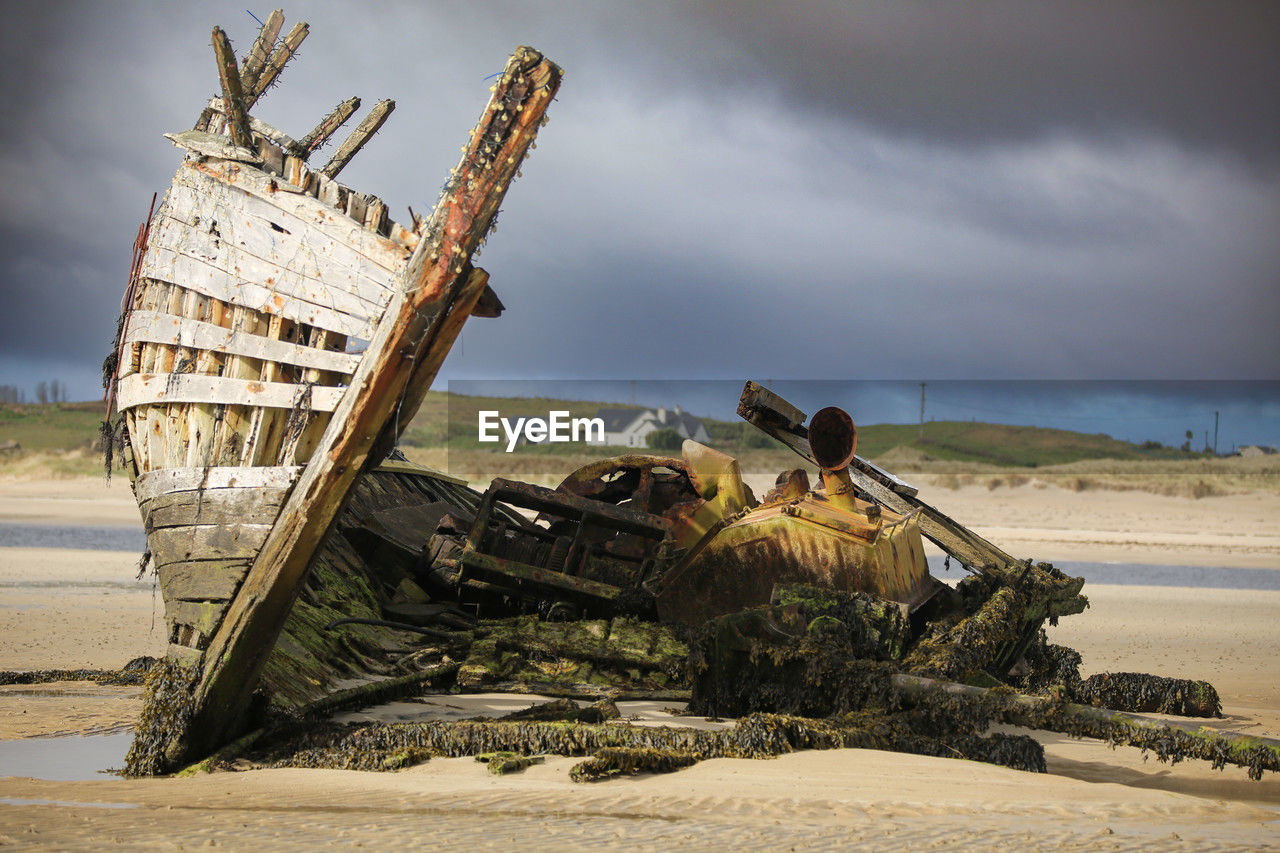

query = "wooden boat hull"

[{"left": 117, "top": 132, "right": 419, "bottom": 663}]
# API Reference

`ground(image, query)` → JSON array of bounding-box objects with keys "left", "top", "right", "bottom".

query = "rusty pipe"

[{"left": 808, "top": 406, "right": 859, "bottom": 513}]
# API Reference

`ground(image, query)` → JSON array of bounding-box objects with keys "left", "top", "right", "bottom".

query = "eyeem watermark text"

[{"left": 478, "top": 410, "right": 604, "bottom": 452}]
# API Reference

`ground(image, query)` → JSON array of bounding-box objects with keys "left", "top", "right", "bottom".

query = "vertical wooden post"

[
  {"left": 239, "top": 9, "right": 285, "bottom": 94},
  {"left": 245, "top": 21, "right": 309, "bottom": 109},
  {"left": 170, "top": 46, "right": 563, "bottom": 768},
  {"left": 211, "top": 27, "right": 253, "bottom": 150}
]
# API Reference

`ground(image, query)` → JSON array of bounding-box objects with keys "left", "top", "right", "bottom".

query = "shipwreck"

[{"left": 95, "top": 11, "right": 1277, "bottom": 782}]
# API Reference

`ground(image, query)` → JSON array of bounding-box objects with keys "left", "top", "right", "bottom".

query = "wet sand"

[{"left": 1, "top": 477, "right": 1278, "bottom": 849}]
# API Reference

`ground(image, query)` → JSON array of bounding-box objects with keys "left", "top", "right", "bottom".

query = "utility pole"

[
  {"left": 1214, "top": 411, "right": 1219, "bottom": 456},
  {"left": 919, "top": 382, "right": 927, "bottom": 440}
]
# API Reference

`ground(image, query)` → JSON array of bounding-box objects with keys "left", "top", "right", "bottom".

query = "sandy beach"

[{"left": 2, "top": 476, "right": 1278, "bottom": 849}]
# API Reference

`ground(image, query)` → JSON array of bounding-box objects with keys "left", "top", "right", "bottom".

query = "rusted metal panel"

[{"left": 654, "top": 499, "right": 931, "bottom": 629}]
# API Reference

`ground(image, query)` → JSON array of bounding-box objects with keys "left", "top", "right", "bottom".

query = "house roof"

[
  {"left": 593, "top": 406, "right": 708, "bottom": 436},
  {"left": 656, "top": 408, "right": 707, "bottom": 436}
]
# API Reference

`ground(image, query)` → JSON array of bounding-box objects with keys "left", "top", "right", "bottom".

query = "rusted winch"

[{"left": 655, "top": 406, "right": 932, "bottom": 628}]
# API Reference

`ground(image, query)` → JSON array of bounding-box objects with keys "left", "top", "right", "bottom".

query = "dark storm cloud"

[
  {"left": 0, "top": 1, "right": 1276, "bottom": 402},
  {"left": 687, "top": 1, "right": 1280, "bottom": 163}
]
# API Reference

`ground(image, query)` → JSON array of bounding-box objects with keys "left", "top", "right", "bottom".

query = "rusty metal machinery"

[
  {"left": 653, "top": 406, "right": 934, "bottom": 628},
  {"left": 451, "top": 478, "right": 673, "bottom": 618}
]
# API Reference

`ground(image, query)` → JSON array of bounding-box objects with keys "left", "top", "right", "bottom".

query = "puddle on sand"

[{"left": 0, "top": 732, "right": 132, "bottom": 781}]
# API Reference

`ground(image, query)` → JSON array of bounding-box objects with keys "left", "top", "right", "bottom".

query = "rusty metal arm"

[{"left": 737, "top": 380, "right": 1026, "bottom": 574}]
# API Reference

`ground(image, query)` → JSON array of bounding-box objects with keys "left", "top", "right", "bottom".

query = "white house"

[{"left": 590, "top": 406, "right": 712, "bottom": 448}]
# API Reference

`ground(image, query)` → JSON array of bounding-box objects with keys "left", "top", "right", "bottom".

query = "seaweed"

[
  {"left": 1074, "top": 672, "right": 1222, "bottom": 718},
  {"left": 379, "top": 747, "right": 434, "bottom": 771},
  {"left": 569, "top": 747, "right": 698, "bottom": 782},
  {"left": 894, "top": 674, "right": 1279, "bottom": 780},
  {"left": 0, "top": 656, "right": 157, "bottom": 687},
  {"left": 498, "top": 697, "right": 621, "bottom": 723},
  {"left": 123, "top": 658, "right": 200, "bottom": 777},
  {"left": 476, "top": 751, "right": 545, "bottom": 775},
  {"left": 259, "top": 710, "right": 1045, "bottom": 780},
  {"left": 899, "top": 561, "right": 1088, "bottom": 684},
  {"left": 1014, "top": 631, "right": 1221, "bottom": 717},
  {"left": 458, "top": 616, "right": 686, "bottom": 692}
]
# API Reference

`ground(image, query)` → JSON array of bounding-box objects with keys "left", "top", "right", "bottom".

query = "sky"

[{"left": 0, "top": 1, "right": 1276, "bottom": 440}]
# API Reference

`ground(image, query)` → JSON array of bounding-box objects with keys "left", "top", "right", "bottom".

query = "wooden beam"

[
  {"left": 123, "top": 310, "right": 361, "bottom": 375},
  {"left": 239, "top": 9, "right": 284, "bottom": 95},
  {"left": 298, "top": 96, "right": 361, "bottom": 159},
  {"left": 245, "top": 21, "right": 308, "bottom": 109},
  {"left": 370, "top": 265, "right": 489, "bottom": 463},
  {"left": 171, "top": 46, "right": 563, "bottom": 768},
  {"left": 115, "top": 373, "right": 344, "bottom": 413},
  {"left": 320, "top": 99, "right": 395, "bottom": 179},
  {"left": 211, "top": 27, "right": 253, "bottom": 150},
  {"left": 133, "top": 465, "right": 299, "bottom": 503}
]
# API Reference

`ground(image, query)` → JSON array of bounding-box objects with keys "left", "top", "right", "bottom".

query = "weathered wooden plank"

[
  {"left": 345, "top": 192, "right": 368, "bottom": 225},
  {"left": 257, "top": 137, "right": 285, "bottom": 175},
  {"left": 163, "top": 292, "right": 200, "bottom": 470},
  {"left": 277, "top": 326, "right": 338, "bottom": 466},
  {"left": 158, "top": 172, "right": 394, "bottom": 298},
  {"left": 186, "top": 296, "right": 224, "bottom": 467},
  {"left": 147, "top": 204, "right": 392, "bottom": 321},
  {"left": 167, "top": 600, "right": 230, "bottom": 643},
  {"left": 246, "top": 316, "right": 296, "bottom": 467},
  {"left": 174, "top": 158, "right": 411, "bottom": 272},
  {"left": 282, "top": 154, "right": 313, "bottom": 193},
  {"left": 212, "top": 27, "right": 253, "bottom": 149},
  {"left": 238, "top": 9, "right": 284, "bottom": 95},
  {"left": 137, "top": 249, "right": 375, "bottom": 339},
  {"left": 321, "top": 99, "right": 395, "bottom": 179},
  {"left": 142, "top": 485, "right": 290, "bottom": 530},
  {"left": 148, "top": 523, "right": 273, "bottom": 568},
  {"left": 318, "top": 175, "right": 348, "bottom": 212},
  {"left": 168, "top": 643, "right": 203, "bottom": 668},
  {"left": 162, "top": 166, "right": 406, "bottom": 290},
  {"left": 212, "top": 307, "right": 266, "bottom": 467},
  {"left": 134, "top": 465, "right": 299, "bottom": 503},
  {"left": 298, "top": 96, "right": 361, "bottom": 158},
  {"left": 165, "top": 130, "right": 262, "bottom": 164},
  {"left": 159, "top": 558, "right": 251, "bottom": 602},
  {"left": 182, "top": 46, "right": 563, "bottom": 765},
  {"left": 116, "top": 373, "right": 344, "bottom": 414},
  {"left": 244, "top": 20, "right": 308, "bottom": 108},
  {"left": 364, "top": 197, "right": 388, "bottom": 236},
  {"left": 124, "top": 310, "right": 359, "bottom": 375},
  {"left": 141, "top": 286, "right": 185, "bottom": 472}
]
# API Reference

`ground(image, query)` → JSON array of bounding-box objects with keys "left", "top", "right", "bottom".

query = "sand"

[{"left": 1, "top": 476, "right": 1278, "bottom": 849}]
